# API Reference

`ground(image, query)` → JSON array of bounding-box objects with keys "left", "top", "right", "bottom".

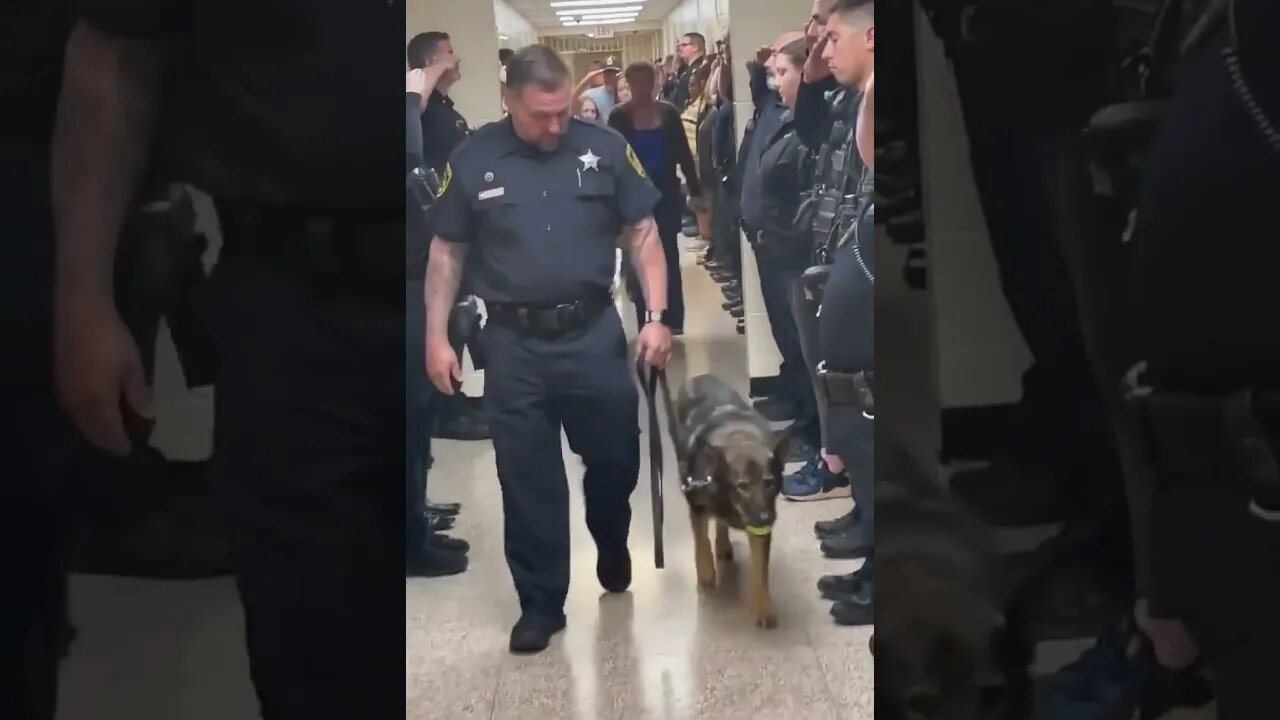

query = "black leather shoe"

[
  {"left": 817, "top": 568, "right": 865, "bottom": 600},
  {"left": 752, "top": 395, "right": 795, "bottom": 422},
  {"left": 509, "top": 613, "right": 566, "bottom": 654},
  {"left": 735, "top": 319, "right": 745, "bottom": 334},
  {"left": 426, "top": 532, "right": 469, "bottom": 554},
  {"left": 406, "top": 544, "right": 467, "bottom": 578},
  {"left": 597, "top": 546, "right": 632, "bottom": 593},
  {"left": 432, "top": 411, "right": 491, "bottom": 441},
  {"left": 425, "top": 500, "right": 461, "bottom": 517},
  {"left": 820, "top": 525, "right": 873, "bottom": 560},
  {"left": 814, "top": 508, "right": 860, "bottom": 539},
  {"left": 831, "top": 582, "right": 873, "bottom": 626},
  {"left": 950, "top": 453, "right": 1070, "bottom": 527},
  {"left": 426, "top": 513, "right": 455, "bottom": 532}
]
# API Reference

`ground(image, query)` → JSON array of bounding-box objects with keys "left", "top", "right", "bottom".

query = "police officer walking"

[{"left": 426, "top": 45, "right": 673, "bottom": 654}]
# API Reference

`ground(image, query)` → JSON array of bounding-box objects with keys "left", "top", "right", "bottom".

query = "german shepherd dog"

[
  {"left": 669, "top": 374, "right": 788, "bottom": 629},
  {"left": 874, "top": 451, "right": 1049, "bottom": 720}
]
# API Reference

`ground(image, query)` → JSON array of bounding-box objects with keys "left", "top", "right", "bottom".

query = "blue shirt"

[
  {"left": 581, "top": 85, "right": 617, "bottom": 122},
  {"left": 629, "top": 128, "right": 668, "bottom": 182}
]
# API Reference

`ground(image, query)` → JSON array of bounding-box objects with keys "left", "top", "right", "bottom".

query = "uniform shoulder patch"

[
  {"left": 438, "top": 162, "right": 453, "bottom": 196},
  {"left": 625, "top": 143, "right": 647, "bottom": 180}
]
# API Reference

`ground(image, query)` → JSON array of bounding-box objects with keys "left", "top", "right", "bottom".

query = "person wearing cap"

[{"left": 575, "top": 61, "right": 620, "bottom": 122}]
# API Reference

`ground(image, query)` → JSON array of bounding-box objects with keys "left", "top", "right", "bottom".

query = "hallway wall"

[{"left": 495, "top": 0, "right": 538, "bottom": 49}]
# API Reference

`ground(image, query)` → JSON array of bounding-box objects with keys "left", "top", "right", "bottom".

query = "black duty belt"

[
  {"left": 215, "top": 200, "right": 403, "bottom": 303},
  {"left": 1126, "top": 377, "right": 1280, "bottom": 523},
  {"left": 820, "top": 366, "right": 874, "bottom": 418},
  {"left": 486, "top": 294, "right": 609, "bottom": 338}
]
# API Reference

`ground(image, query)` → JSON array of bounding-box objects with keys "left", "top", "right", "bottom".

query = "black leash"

[{"left": 636, "top": 358, "right": 676, "bottom": 569}]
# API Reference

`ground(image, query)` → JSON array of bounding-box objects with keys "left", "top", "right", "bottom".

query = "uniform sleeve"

[
  {"left": 795, "top": 76, "right": 838, "bottom": 150},
  {"left": 426, "top": 153, "right": 473, "bottom": 243},
  {"left": 609, "top": 137, "right": 662, "bottom": 225},
  {"left": 76, "top": 0, "right": 180, "bottom": 37}
]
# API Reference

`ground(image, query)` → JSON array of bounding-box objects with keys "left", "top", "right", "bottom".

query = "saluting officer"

[{"left": 425, "top": 45, "right": 673, "bottom": 655}]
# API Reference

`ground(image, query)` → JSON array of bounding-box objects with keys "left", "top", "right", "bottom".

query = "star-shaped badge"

[{"left": 578, "top": 149, "right": 601, "bottom": 172}]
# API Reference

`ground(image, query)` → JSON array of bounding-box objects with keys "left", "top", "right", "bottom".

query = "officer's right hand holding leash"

[{"left": 636, "top": 318, "right": 673, "bottom": 370}]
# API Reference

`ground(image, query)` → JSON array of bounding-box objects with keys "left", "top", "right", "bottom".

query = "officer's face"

[
  {"left": 774, "top": 55, "right": 803, "bottom": 109},
  {"left": 506, "top": 82, "right": 574, "bottom": 151},
  {"left": 823, "top": 11, "right": 874, "bottom": 89},
  {"left": 432, "top": 40, "right": 462, "bottom": 85},
  {"left": 626, "top": 71, "right": 655, "bottom": 104},
  {"left": 806, "top": 0, "right": 836, "bottom": 42}
]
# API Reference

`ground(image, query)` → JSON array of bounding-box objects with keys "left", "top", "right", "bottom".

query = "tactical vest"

[{"left": 808, "top": 90, "right": 868, "bottom": 265}]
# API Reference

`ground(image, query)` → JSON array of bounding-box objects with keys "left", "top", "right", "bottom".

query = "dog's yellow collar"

[{"left": 745, "top": 525, "right": 772, "bottom": 536}]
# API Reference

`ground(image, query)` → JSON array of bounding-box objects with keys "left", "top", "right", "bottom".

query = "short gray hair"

[{"left": 505, "top": 45, "right": 572, "bottom": 93}]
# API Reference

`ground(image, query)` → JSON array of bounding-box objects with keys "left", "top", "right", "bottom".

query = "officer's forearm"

[
  {"left": 425, "top": 237, "right": 467, "bottom": 342},
  {"left": 52, "top": 22, "right": 167, "bottom": 304},
  {"left": 626, "top": 217, "right": 667, "bottom": 312}
]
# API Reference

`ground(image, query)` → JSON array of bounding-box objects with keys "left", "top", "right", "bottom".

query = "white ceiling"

[{"left": 504, "top": 0, "right": 682, "bottom": 32}]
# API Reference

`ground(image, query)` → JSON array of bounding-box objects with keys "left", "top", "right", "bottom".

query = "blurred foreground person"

[{"left": 52, "top": 3, "right": 406, "bottom": 717}]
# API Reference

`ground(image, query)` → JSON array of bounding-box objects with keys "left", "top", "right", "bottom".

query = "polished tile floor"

[
  {"left": 56, "top": 245, "right": 872, "bottom": 719},
  {"left": 406, "top": 249, "right": 872, "bottom": 719}
]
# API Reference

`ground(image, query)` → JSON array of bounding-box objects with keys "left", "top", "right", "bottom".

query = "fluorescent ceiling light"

[
  {"left": 562, "top": 17, "right": 639, "bottom": 26},
  {"left": 561, "top": 15, "right": 638, "bottom": 25},
  {"left": 556, "top": 5, "right": 641, "bottom": 14},
  {"left": 550, "top": 0, "right": 644, "bottom": 7},
  {"left": 570, "top": 12, "right": 639, "bottom": 20}
]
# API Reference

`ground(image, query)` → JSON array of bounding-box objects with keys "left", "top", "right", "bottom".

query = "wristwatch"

[{"left": 643, "top": 309, "right": 667, "bottom": 325}]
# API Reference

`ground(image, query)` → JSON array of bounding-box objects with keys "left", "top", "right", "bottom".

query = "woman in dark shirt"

[{"left": 609, "top": 61, "right": 702, "bottom": 333}]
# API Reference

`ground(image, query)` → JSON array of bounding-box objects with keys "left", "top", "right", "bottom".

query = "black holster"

[
  {"left": 115, "top": 184, "right": 215, "bottom": 392},
  {"left": 1128, "top": 386, "right": 1280, "bottom": 522},
  {"left": 448, "top": 296, "right": 485, "bottom": 369},
  {"left": 821, "top": 367, "right": 874, "bottom": 417}
]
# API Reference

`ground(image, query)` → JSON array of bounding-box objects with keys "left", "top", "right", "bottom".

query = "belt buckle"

[{"left": 1222, "top": 390, "right": 1280, "bottom": 523}]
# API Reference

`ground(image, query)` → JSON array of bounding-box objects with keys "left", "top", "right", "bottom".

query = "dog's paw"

[
  {"left": 755, "top": 612, "right": 778, "bottom": 629},
  {"left": 696, "top": 565, "right": 718, "bottom": 588}
]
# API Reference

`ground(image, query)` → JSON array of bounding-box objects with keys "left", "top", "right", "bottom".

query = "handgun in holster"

[
  {"left": 819, "top": 364, "right": 874, "bottom": 418},
  {"left": 1123, "top": 363, "right": 1280, "bottom": 523},
  {"left": 448, "top": 296, "right": 486, "bottom": 370},
  {"left": 407, "top": 166, "right": 441, "bottom": 278},
  {"left": 115, "top": 183, "right": 215, "bottom": 392}
]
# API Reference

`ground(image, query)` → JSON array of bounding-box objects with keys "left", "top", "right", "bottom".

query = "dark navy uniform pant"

[
  {"left": 754, "top": 237, "right": 822, "bottom": 448},
  {"left": 210, "top": 208, "right": 404, "bottom": 719},
  {"left": 405, "top": 281, "right": 438, "bottom": 553},
  {"left": 479, "top": 307, "right": 640, "bottom": 618}
]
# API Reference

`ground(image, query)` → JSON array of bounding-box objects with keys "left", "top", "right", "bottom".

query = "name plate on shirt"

[{"left": 478, "top": 187, "right": 506, "bottom": 201}]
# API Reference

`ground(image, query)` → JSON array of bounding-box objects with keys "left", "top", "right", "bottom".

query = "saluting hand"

[
  {"left": 636, "top": 321, "right": 673, "bottom": 369},
  {"left": 406, "top": 68, "right": 428, "bottom": 95},
  {"left": 803, "top": 35, "right": 831, "bottom": 82},
  {"left": 425, "top": 338, "right": 463, "bottom": 395}
]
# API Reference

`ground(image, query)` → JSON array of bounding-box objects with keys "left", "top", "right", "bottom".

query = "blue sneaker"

[
  {"left": 1036, "top": 623, "right": 1214, "bottom": 720},
  {"left": 782, "top": 457, "right": 852, "bottom": 502}
]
